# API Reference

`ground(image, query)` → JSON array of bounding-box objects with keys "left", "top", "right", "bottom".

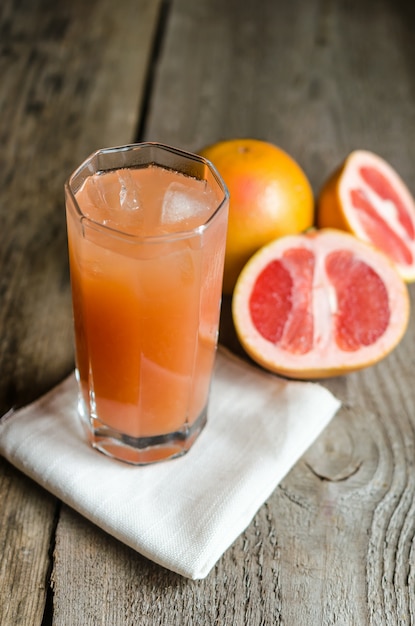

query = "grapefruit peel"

[
  {"left": 232, "top": 229, "right": 410, "bottom": 379},
  {"left": 199, "top": 138, "right": 314, "bottom": 293}
]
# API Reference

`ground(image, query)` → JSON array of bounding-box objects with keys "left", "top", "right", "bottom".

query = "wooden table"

[{"left": 1, "top": 0, "right": 414, "bottom": 623}]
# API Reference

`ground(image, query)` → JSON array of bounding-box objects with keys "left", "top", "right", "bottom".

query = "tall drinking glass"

[{"left": 65, "top": 143, "right": 229, "bottom": 464}]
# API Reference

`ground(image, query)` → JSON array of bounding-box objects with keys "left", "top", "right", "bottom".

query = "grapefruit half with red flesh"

[
  {"left": 232, "top": 229, "right": 409, "bottom": 379},
  {"left": 317, "top": 150, "right": 415, "bottom": 282}
]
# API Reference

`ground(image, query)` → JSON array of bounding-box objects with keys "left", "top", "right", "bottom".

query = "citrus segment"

[
  {"left": 249, "top": 248, "right": 315, "bottom": 354},
  {"left": 317, "top": 150, "right": 415, "bottom": 282},
  {"left": 232, "top": 229, "right": 409, "bottom": 379},
  {"left": 249, "top": 259, "right": 293, "bottom": 344},
  {"left": 359, "top": 166, "right": 414, "bottom": 239},
  {"left": 325, "top": 250, "right": 389, "bottom": 351},
  {"left": 278, "top": 248, "right": 314, "bottom": 354},
  {"left": 199, "top": 138, "right": 314, "bottom": 293},
  {"left": 349, "top": 187, "right": 413, "bottom": 266}
]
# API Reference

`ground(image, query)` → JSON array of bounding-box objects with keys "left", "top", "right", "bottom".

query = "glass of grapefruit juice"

[{"left": 65, "top": 143, "right": 229, "bottom": 464}]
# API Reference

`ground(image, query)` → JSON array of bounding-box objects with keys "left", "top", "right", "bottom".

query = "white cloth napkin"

[{"left": 0, "top": 348, "right": 340, "bottom": 579}]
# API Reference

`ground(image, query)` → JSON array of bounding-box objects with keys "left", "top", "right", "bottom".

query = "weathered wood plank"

[
  {"left": 47, "top": 0, "right": 415, "bottom": 624},
  {"left": 0, "top": 1, "right": 161, "bottom": 624},
  {"left": 150, "top": 0, "right": 415, "bottom": 623},
  {"left": 0, "top": 457, "right": 57, "bottom": 626}
]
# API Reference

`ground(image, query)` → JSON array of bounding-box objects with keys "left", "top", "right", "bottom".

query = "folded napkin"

[{"left": 0, "top": 348, "right": 340, "bottom": 579}]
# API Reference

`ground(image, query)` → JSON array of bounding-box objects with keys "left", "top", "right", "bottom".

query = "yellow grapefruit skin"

[
  {"left": 199, "top": 139, "right": 314, "bottom": 293},
  {"left": 232, "top": 229, "right": 410, "bottom": 379},
  {"left": 317, "top": 150, "right": 415, "bottom": 282}
]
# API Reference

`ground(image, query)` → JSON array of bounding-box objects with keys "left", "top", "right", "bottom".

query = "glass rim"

[{"left": 64, "top": 141, "right": 229, "bottom": 244}]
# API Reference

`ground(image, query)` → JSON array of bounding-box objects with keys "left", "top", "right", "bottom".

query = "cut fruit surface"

[
  {"left": 317, "top": 150, "right": 415, "bottom": 282},
  {"left": 232, "top": 229, "right": 409, "bottom": 379}
]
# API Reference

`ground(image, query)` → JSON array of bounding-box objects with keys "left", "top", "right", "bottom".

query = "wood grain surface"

[{"left": 1, "top": 0, "right": 414, "bottom": 624}]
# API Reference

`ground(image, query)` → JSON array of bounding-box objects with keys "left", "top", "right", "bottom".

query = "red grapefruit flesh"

[
  {"left": 317, "top": 150, "right": 415, "bottom": 282},
  {"left": 232, "top": 229, "right": 410, "bottom": 379}
]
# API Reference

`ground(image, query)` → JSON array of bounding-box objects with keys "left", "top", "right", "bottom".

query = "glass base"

[{"left": 78, "top": 397, "right": 207, "bottom": 465}]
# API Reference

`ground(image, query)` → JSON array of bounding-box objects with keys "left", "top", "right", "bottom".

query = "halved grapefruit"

[
  {"left": 317, "top": 150, "right": 415, "bottom": 282},
  {"left": 232, "top": 229, "right": 409, "bottom": 379}
]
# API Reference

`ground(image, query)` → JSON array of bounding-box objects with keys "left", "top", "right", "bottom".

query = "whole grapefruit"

[
  {"left": 199, "top": 139, "right": 314, "bottom": 293},
  {"left": 317, "top": 150, "right": 415, "bottom": 282},
  {"left": 232, "top": 229, "right": 409, "bottom": 379}
]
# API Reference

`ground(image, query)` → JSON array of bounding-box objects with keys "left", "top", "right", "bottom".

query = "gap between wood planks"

[
  {"left": 40, "top": 501, "right": 61, "bottom": 626},
  {"left": 135, "top": 0, "right": 172, "bottom": 143}
]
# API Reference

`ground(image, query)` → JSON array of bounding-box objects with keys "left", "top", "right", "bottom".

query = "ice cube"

[
  {"left": 85, "top": 169, "right": 141, "bottom": 214},
  {"left": 117, "top": 170, "right": 141, "bottom": 212},
  {"left": 79, "top": 169, "right": 145, "bottom": 235},
  {"left": 86, "top": 174, "right": 108, "bottom": 209},
  {"left": 161, "top": 182, "right": 208, "bottom": 225}
]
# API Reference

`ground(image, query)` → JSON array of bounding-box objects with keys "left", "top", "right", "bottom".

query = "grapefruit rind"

[
  {"left": 317, "top": 150, "right": 415, "bottom": 282},
  {"left": 232, "top": 229, "right": 410, "bottom": 379}
]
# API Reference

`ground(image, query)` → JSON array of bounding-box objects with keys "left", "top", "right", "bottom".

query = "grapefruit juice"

[{"left": 65, "top": 144, "right": 229, "bottom": 464}]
